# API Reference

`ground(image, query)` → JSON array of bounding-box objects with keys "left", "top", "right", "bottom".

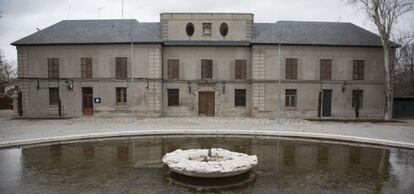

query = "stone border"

[{"left": 0, "top": 129, "right": 413, "bottom": 149}]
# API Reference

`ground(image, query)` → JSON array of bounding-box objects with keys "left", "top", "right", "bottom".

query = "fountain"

[{"left": 162, "top": 148, "right": 258, "bottom": 178}]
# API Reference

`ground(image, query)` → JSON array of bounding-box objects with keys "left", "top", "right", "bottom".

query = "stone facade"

[{"left": 13, "top": 13, "right": 387, "bottom": 119}]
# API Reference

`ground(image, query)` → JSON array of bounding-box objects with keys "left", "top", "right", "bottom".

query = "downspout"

[
  {"left": 130, "top": 41, "right": 134, "bottom": 116},
  {"left": 277, "top": 23, "right": 283, "bottom": 119},
  {"left": 161, "top": 45, "right": 164, "bottom": 117}
]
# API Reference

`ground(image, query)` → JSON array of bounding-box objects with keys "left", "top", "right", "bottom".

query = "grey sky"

[{"left": 0, "top": 0, "right": 413, "bottom": 65}]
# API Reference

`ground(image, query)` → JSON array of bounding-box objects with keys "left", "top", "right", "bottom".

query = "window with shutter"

[
  {"left": 286, "top": 58, "right": 298, "bottom": 79},
  {"left": 353, "top": 60, "right": 364, "bottom": 80},
  {"left": 201, "top": 59, "right": 213, "bottom": 79},
  {"left": 168, "top": 59, "right": 179, "bottom": 79},
  {"left": 320, "top": 59, "right": 332, "bottom": 80},
  {"left": 116, "top": 57, "right": 127, "bottom": 79},
  {"left": 235, "top": 60, "right": 246, "bottom": 80},
  {"left": 81, "top": 58, "right": 93, "bottom": 79},
  {"left": 48, "top": 58, "right": 59, "bottom": 78}
]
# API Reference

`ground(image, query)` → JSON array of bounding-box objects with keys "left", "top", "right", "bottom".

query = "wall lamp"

[
  {"left": 187, "top": 82, "right": 192, "bottom": 94},
  {"left": 341, "top": 82, "right": 347, "bottom": 93},
  {"left": 222, "top": 82, "right": 226, "bottom": 94}
]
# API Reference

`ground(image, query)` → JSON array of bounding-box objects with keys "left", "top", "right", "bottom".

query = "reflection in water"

[{"left": 0, "top": 136, "right": 413, "bottom": 193}]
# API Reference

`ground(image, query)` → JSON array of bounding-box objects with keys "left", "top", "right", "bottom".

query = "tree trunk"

[{"left": 384, "top": 46, "right": 393, "bottom": 120}]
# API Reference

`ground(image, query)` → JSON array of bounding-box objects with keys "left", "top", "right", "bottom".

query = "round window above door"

[
  {"left": 186, "top": 23, "right": 195, "bottom": 36},
  {"left": 220, "top": 23, "right": 229, "bottom": 37}
]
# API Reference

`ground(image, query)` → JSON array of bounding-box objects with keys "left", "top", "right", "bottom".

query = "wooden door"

[
  {"left": 322, "top": 90, "right": 332, "bottom": 117},
  {"left": 199, "top": 92, "right": 215, "bottom": 116},
  {"left": 82, "top": 87, "right": 93, "bottom": 116}
]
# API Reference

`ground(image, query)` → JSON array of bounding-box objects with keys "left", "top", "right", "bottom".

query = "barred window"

[
  {"left": 201, "top": 59, "right": 213, "bottom": 79},
  {"left": 81, "top": 58, "right": 92, "bottom": 79},
  {"left": 234, "top": 89, "right": 246, "bottom": 107},
  {"left": 116, "top": 57, "right": 127, "bottom": 79},
  {"left": 320, "top": 59, "right": 332, "bottom": 80},
  {"left": 286, "top": 58, "right": 298, "bottom": 79},
  {"left": 352, "top": 90, "right": 363, "bottom": 109},
  {"left": 116, "top": 87, "right": 127, "bottom": 106},
  {"left": 353, "top": 60, "right": 364, "bottom": 80},
  {"left": 49, "top": 88, "right": 59, "bottom": 105},
  {"left": 168, "top": 89, "right": 179, "bottom": 106},
  {"left": 285, "top": 89, "right": 297, "bottom": 108},
  {"left": 235, "top": 60, "right": 246, "bottom": 80},
  {"left": 167, "top": 59, "right": 179, "bottom": 79},
  {"left": 48, "top": 58, "right": 59, "bottom": 78}
]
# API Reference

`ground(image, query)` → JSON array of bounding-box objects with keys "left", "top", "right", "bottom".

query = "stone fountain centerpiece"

[{"left": 162, "top": 148, "right": 258, "bottom": 178}]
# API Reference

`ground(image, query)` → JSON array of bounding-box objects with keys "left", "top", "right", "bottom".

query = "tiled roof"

[{"left": 12, "top": 19, "right": 390, "bottom": 47}]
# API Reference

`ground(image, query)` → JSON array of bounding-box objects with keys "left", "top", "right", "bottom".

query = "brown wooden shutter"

[
  {"left": 168, "top": 59, "right": 179, "bottom": 79},
  {"left": 286, "top": 58, "right": 297, "bottom": 79},
  {"left": 320, "top": 59, "right": 332, "bottom": 80},
  {"left": 235, "top": 60, "right": 246, "bottom": 80}
]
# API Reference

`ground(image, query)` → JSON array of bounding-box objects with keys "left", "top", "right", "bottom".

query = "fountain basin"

[{"left": 162, "top": 148, "right": 258, "bottom": 178}]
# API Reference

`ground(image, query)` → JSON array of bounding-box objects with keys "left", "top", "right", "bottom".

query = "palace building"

[{"left": 12, "top": 13, "right": 391, "bottom": 118}]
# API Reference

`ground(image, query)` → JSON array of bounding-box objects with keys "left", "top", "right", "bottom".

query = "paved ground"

[{"left": 0, "top": 110, "right": 413, "bottom": 148}]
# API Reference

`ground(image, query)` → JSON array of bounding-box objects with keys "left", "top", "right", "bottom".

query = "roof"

[
  {"left": 12, "top": 19, "right": 391, "bottom": 47},
  {"left": 12, "top": 20, "right": 161, "bottom": 45}
]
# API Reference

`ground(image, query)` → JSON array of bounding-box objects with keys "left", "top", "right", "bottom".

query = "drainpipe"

[
  {"left": 130, "top": 41, "right": 134, "bottom": 116},
  {"left": 277, "top": 23, "right": 283, "bottom": 119}
]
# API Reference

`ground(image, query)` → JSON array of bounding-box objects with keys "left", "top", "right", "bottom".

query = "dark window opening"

[
  {"left": 49, "top": 88, "right": 59, "bottom": 105},
  {"left": 48, "top": 58, "right": 59, "bottom": 78},
  {"left": 285, "top": 89, "right": 297, "bottom": 108},
  {"left": 168, "top": 89, "right": 179, "bottom": 106},
  {"left": 353, "top": 60, "right": 365, "bottom": 80},
  {"left": 234, "top": 89, "right": 246, "bottom": 107},
  {"left": 201, "top": 59, "right": 213, "bottom": 79},
  {"left": 168, "top": 59, "right": 179, "bottom": 79},
  {"left": 186, "top": 23, "right": 195, "bottom": 36},
  {"left": 286, "top": 58, "right": 298, "bottom": 79},
  {"left": 116, "top": 57, "right": 127, "bottom": 79},
  {"left": 352, "top": 90, "right": 363, "bottom": 109},
  {"left": 220, "top": 23, "right": 229, "bottom": 36},
  {"left": 116, "top": 87, "right": 127, "bottom": 106},
  {"left": 81, "top": 58, "right": 93, "bottom": 79}
]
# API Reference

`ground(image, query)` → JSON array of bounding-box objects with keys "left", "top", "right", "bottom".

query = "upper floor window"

[
  {"left": 48, "top": 58, "right": 59, "bottom": 78},
  {"left": 352, "top": 90, "right": 363, "bottom": 109},
  {"left": 286, "top": 58, "right": 298, "bottom": 79},
  {"left": 116, "top": 57, "right": 127, "bottom": 79},
  {"left": 203, "top": 23, "right": 212, "bottom": 36},
  {"left": 116, "top": 87, "right": 127, "bottom": 106},
  {"left": 353, "top": 60, "right": 364, "bottom": 80},
  {"left": 285, "top": 89, "right": 297, "bottom": 108},
  {"left": 81, "top": 58, "right": 92, "bottom": 79},
  {"left": 168, "top": 59, "right": 179, "bottom": 79},
  {"left": 168, "top": 89, "right": 179, "bottom": 106},
  {"left": 234, "top": 89, "right": 246, "bottom": 107},
  {"left": 201, "top": 59, "right": 213, "bottom": 79},
  {"left": 186, "top": 23, "right": 195, "bottom": 36},
  {"left": 220, "top": 23, "right": 229, "bottom": 36},
  {"left": 235, "top": 60, "right": 246, "bottom": 80},
  {"left": 320, "top": 59, "right": 332, "bottom": 80},
  {"left": 49, "top": 88, "right": 59, "bottom": 105}
]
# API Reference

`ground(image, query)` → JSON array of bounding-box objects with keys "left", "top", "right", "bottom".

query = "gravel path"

[{"left": 0, "top": 115, "right": 413, "bottom": 148}]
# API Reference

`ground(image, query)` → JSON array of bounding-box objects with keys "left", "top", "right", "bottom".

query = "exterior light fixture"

[
  {"left": 222, "top": 82, "right": 226, "bottom": 94},
  {"left": 341, "top": 82, "right": 347, "bottom": 93}
]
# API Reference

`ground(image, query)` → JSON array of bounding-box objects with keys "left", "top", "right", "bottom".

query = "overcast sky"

[{"left": 0, "top": 0, "right": 413, "bottom": 65}]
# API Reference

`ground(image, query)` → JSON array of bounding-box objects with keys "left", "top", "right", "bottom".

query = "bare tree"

[
  {"left": 349, "top": 0, "right": 413, "bottom": 120},
  {"left": 394, "top": 32, "right": 414, "bottom": 96},
  {"left": 0, "top": 49, "right": 16, "bottom": 82}
]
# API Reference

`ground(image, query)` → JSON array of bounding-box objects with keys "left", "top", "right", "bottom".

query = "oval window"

[
  {"left": 186, "top": 23, "right": 195, "bottom": 36},
  {"left": 220, "top": 23, "right": 229, "bottom": 36}
]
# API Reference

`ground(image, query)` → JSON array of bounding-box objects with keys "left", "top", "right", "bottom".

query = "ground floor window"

[
  {"left": 116, "top": 87, "right": 127, "bottom": 106},
  {"left": 168, "top": 89, "right": 179, "bottom": 106},
  {"left": 352, "top": 90, "right": 363, "bottom": 109},
  {"left": 49, "top": 88, "right": 59, "bottom": 105},
  {"left": 285, "top": 89, "right": 297, "bottom": 108},
  {"left": 234, "top": 89, "right": 246, "bottom": 107}
]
